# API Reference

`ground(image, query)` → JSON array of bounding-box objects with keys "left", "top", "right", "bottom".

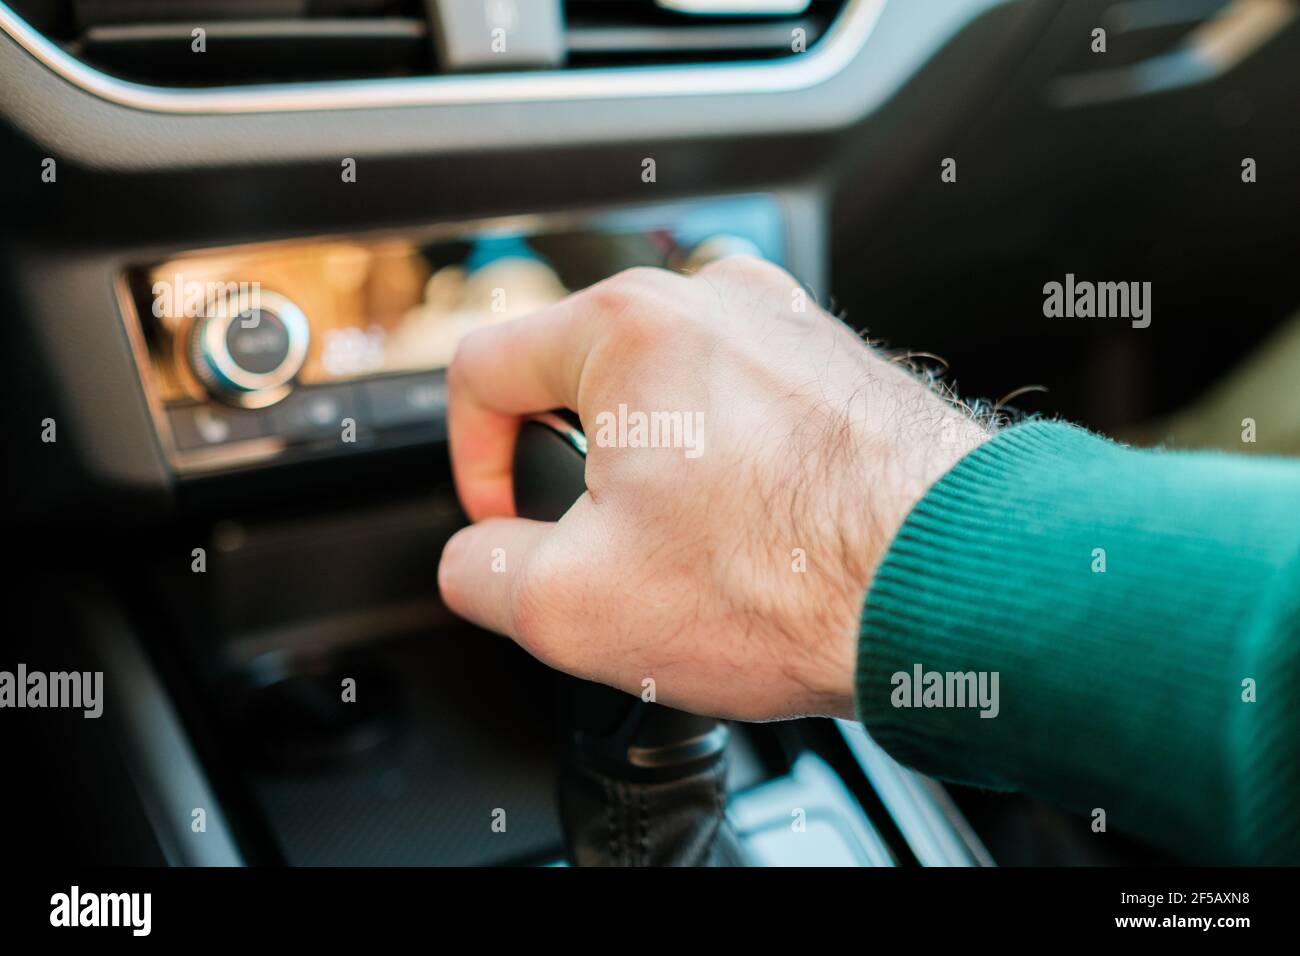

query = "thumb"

[{"left": 437, "top": 517, "right": 554, "bottom": 640}]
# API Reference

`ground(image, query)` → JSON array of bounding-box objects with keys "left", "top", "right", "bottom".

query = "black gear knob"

[
  {"left": 512, "top": 410, "right": 588, "bottom": 524},
  {"left": 511, "top": 411, "right": 734, "bottom": 865}
]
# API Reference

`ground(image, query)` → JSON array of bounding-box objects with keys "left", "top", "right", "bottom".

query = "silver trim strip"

[
  {"left": 83, "top": 596, "right": 245, "bottom": 866},
  {"left": 195, "top": 288, "right": 310, "bottom": 404},
  {"left": 527, "top": 412, "right": 589, "bottom": 457},
  {"left": 0, "top": 0, "right": 885, "bottom": 115},
  {"left": 728, "top": 752, "right": 897, "bottom": 866},
  {"left": 658, "top": 0, "right": 813, "bottom": 13},
  {"left": 837, "top": 720, "right": 995, "bottom": 867}
]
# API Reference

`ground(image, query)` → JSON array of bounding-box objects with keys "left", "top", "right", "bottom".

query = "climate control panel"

[{"left": 118, "top": 194, "right": 787, "bottom": 474}]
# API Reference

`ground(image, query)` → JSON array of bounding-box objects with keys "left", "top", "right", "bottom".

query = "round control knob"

[{"left": 189, "top": 289, "right": 309, "bottom": 407}]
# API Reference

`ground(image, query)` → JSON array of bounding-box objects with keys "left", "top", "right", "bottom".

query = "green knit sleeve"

[{"left": 855, "top": 420, "right": 1300, "bottom": 863}]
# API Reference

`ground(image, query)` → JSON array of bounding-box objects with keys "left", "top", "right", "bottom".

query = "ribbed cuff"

[{"left": 855, "top": 420, "right": 1300, "bottom": 860}]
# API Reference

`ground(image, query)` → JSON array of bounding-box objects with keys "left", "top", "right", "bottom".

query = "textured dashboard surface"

[{"left": 248, "top": 628, "right": 564, "bottom": 866}]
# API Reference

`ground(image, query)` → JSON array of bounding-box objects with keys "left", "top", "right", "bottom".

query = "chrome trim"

[
  {"left": 0, "top": 0, "right": 884, "bottom": 115},
  {"left": 83, "top": 596, "right": 244, "bottom": 866},
  {"left": 837, "top": 720, "right": 995, "bottom": 866},
  {"left": 528, "top": 412, "right": 589, "bottom": 457},
  {"left": 115, "top": 273, "right": 292, "bottom": 475},
  {"left": 172, "top": 436, "right": 290, "bottom": 474},
  {"left": 658, "top": 0, "right": 812, "bottom": 13},
  {"left": 192, "top": 289, "right": 310, "bottom": 407},
  {"left": 728, "top": 752, "right": 897, "bottom": 866}
]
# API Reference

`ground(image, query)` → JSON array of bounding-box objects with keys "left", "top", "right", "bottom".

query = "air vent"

[
  {"left": 4, "top": 0, "right": 852, "bottom": 87},
  {"left": 8, "top": 0, "right": 434, "bottom": 86},
  {"left": 564, "top": 0, "right": 845, "bottom": 67}
]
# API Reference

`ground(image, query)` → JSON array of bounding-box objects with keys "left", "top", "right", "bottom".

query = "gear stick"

[{"left": 513, "top": 411, "right": 745, "bottom": 866}]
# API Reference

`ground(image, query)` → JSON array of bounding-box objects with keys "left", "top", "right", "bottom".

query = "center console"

[{"left": 80, "top": 191, "right": 990, "bottom": 867}]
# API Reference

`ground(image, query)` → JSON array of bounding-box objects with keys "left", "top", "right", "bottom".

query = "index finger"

[{"left": 446, "top": 270, "right": 673, "bottom": 521}]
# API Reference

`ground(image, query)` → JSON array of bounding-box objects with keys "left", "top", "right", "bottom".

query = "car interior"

[{"left": 2, "top": 0, "right": 1298, "bottom": 867}]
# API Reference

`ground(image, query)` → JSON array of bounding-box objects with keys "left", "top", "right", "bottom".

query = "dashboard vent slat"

[
  {"left": 5, "top": 0, "right": 850, "bottom": 87},
  {"left": 74, "top": 17, "right": 430, "bottom": 86},
  {"left": 563, "top": 0, "right": 841, "bottom": 67}
]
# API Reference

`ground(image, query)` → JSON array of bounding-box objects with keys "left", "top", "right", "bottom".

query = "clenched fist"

[{"left": 438, "top": 257, "right": 988, "bottom": 721}]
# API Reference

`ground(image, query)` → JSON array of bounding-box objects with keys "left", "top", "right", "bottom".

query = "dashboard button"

[
  {"left": 168, "top": 403, "right": 267, "bottom": 450},
  {"left": 364, "top": 373, "right": 447, "bottom": 429},
  {"left": 189, "top": 289, "right": 310, "bottom": 408},
  {"left": 269, "top": 384, "right": 362, "bottom": 441},
  {"left": 225, "top": 312, "right": 292, "bottom": 375}
]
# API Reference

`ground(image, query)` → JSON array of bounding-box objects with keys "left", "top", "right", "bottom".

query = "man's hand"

[{"left": 437, "top": 257, "right": 987, "bottom": 720}]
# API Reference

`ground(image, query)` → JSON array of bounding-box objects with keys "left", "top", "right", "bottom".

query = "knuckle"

[
  {"left": 594, "top": 292, "right": 692, "bottom": 352},
  {"left": 508, "top": 555, "right": 561, "bottom": 659},
  {"left": 614, "top": 265, "right": 677, "bottom": 289},
  {"left": 436, "top": 529, "right": 470, "bottom": 609},
  {"left": 445, "top": 329, "right": 489, "bottom": 394},
  {"left": 696, "top": 253, "right": 791, "bottom": 287},
  {"left": 585, "top": 268, "right": 671, "bottom": 320},
  {"left": 444, "top": 352, "right": 467, "bottom": 394},
  {"left": 509, "top": 542, "right": 598, "bottom": 673},
  {"left": 583, "top": 280, "right": 638, "bottom": 327},
  {"left": 613, "top": 301, "right": 678, "bottom": 345}
]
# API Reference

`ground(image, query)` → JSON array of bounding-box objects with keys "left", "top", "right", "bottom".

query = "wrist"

[{"left": 825, "top": 407, "right": 990, "bottom": 719}]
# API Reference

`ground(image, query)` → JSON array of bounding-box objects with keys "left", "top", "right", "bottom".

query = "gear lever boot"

[{"left": 512, "top": 411, "right": 741, "bottom": 866}]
